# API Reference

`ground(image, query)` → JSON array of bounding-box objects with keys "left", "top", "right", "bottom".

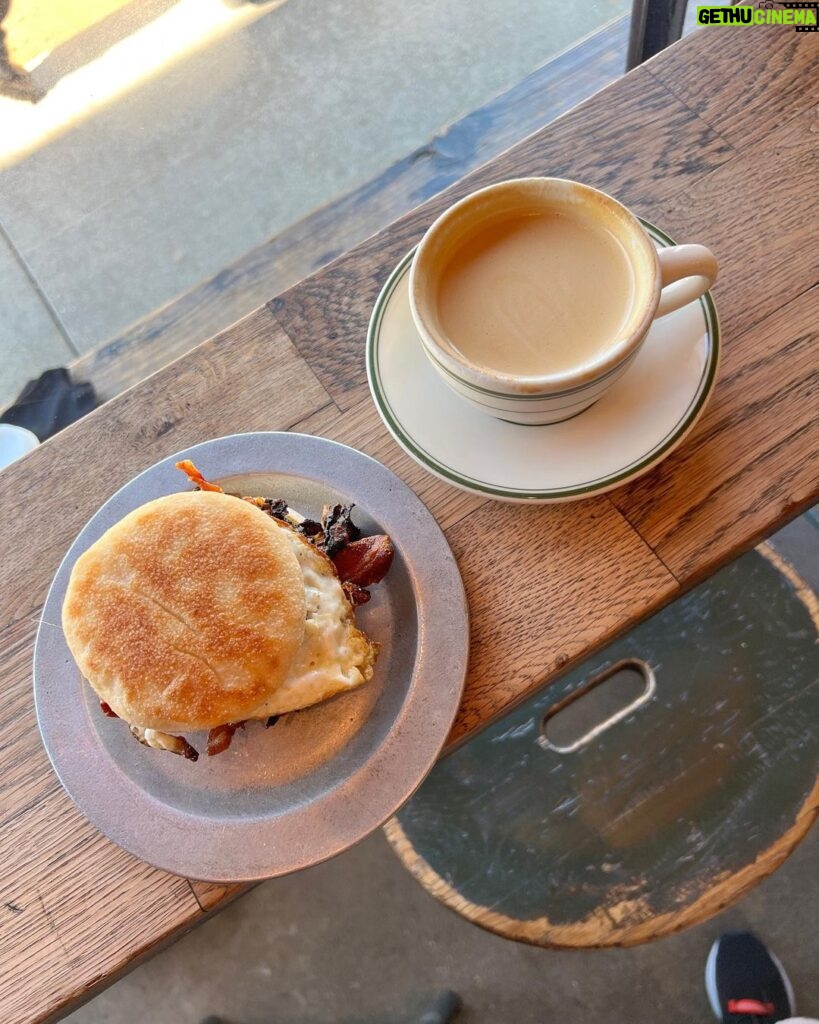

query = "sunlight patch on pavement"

[{"left": 0, "top": 0, "right": 287, "bottom": 170}]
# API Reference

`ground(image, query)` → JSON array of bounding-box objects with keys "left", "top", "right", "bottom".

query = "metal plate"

[{"left": 34, "top": 433, "right": 469, "bottom": 882}]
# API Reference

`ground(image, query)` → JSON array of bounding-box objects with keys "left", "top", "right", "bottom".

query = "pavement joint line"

[{"left": 0, "top": 218, "right": 80, "bottom": 357}]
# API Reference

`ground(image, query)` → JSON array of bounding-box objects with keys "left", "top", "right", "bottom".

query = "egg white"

[{"left": 247, "top": 524, "right": 377, "bottom": 718}]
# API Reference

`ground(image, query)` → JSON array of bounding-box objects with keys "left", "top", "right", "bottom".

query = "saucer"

[{"left": 366, "top": 221, "right": 720, "bottom": 503}]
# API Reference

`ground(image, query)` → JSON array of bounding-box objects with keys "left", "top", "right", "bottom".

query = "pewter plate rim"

[{"left": 34, "top": 433, "right": 469, "bottom": 882}]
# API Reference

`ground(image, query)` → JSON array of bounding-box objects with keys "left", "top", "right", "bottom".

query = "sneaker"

[{"left": 706, "top": 931, "right": 795, "bottom": 1023}]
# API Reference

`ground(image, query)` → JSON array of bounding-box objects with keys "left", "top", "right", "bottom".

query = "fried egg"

[{"left": 247, "top": 523, "right": 378, "bottom": 719}]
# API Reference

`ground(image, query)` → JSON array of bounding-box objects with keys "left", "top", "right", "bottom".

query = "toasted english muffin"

[{"left": 62, "top": 491, "right": 307, "bottom": 731}]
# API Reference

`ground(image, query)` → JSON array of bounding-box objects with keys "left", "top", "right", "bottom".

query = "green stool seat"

[{"left": 386, "top": 532, "right": 819, "bottom": 948}]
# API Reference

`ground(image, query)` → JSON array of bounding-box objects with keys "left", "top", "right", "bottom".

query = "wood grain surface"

[
  {"left": 645, "top": 22, "right": 818, "bottom": 148},
  {"left": 188, "top": 881, "right": 247, "bottom": 914},
  {"left": 1, "top": 25, "right": 817, "bottom": 1024},
  {"left": 611, "top": 284, "right": 819, "bottom": 581},
  {"left": 655, "top": 106, "right": 819, "bottom": 345},
  {"left": 445, "top": 501, "right": 675, "bottom": 742}
]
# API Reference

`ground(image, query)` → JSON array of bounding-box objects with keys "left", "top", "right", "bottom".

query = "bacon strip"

[
  {"left": 175, "top": 459, "right": 223, "bottom": 492},
  {"left": 206, "top": 722, "right": 243, "bottom": 756},
  {"left": 342, "top": 581, "right": 371, "bottom": 607},
  {"left": 175, "top": 735, "right": 200, "bottom": 761},
  {"left": 333, "top": 535, "right": 394, "bottom": 587}
]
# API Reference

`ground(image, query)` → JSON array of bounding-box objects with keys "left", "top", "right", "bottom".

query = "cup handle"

[{"left": 655, "top": 244, "right": 718, "bottom": 318}]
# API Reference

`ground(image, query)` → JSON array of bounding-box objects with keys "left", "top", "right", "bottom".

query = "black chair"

[{"left": 385, "top": 520, "right": 819, "bottom": 949}]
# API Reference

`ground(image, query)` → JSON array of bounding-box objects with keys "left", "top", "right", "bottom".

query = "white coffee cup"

[{"left": 409, "top": 178, "right": 718, "bottom": 425}]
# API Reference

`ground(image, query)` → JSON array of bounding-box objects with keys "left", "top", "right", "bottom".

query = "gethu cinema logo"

[{"left": 696, "top": 3, "right": 818, "bottom": 27}]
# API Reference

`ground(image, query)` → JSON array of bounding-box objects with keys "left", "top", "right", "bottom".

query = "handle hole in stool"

[{"left": 538, "top": 658, "right": 656, "bottom": 754}]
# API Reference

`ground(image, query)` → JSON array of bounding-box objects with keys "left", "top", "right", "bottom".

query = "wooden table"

[{"left": 1, "top": 25, "right": 816, "bottom": 1024}]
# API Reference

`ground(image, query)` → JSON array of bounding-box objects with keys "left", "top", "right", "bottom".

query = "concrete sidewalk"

[
  {"left": 65, "top": 827, "right": 818, "bottom": 1024},
  {"left": 0, "top": 0, "right": 628, "bottom": 408}
]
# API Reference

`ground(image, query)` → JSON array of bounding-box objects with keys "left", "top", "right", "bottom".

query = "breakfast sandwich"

[{"left": 61, "top": 462, "right": 394, "bottom": 760}]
